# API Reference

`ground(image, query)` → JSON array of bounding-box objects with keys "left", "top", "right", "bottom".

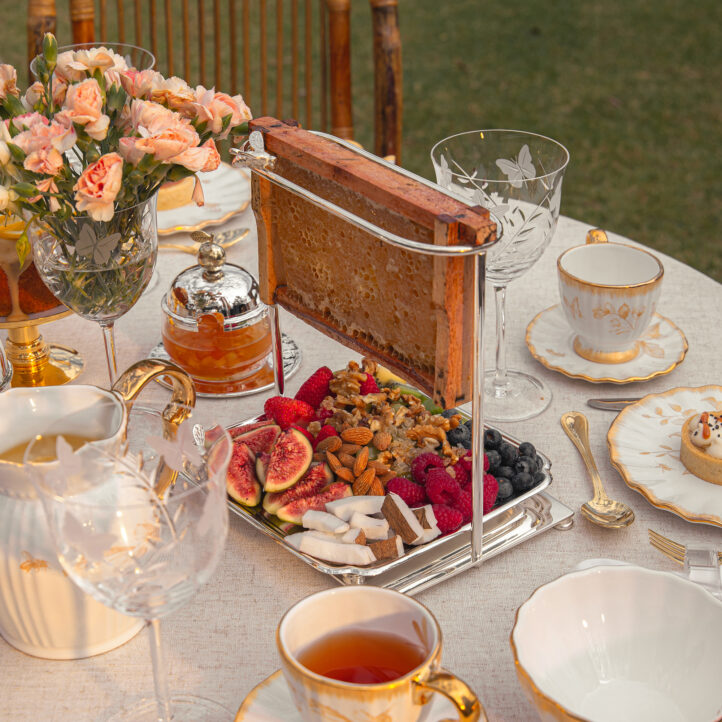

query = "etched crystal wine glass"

[
  {"left": 431, "top": 130, "right": 569, "bottom": 421},
  {"left": 25, "top": 404, "right": 233, "bottom": 721}
]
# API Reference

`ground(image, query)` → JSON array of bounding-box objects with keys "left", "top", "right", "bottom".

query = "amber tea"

[
  {"left": 0, "top": 433, "right": 99, "bottom": 464},
  {"left": 296, "top": 627, "right": 427, "bottom": 685}
]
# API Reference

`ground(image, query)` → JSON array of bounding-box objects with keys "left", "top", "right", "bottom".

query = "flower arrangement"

[{"left": 0, "top": 34, "right": 252, "bottom": 263}]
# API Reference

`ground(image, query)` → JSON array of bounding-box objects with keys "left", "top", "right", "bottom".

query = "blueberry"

[
  {"left": 513, "top": 456, "right": 536, "bottom": 475},
  {"left": 499, "top": 442, "right": 517, "bottom": 466},
  {"left": 484, "top": 428, "right": 502, "bottom": 450},
  {"left": 518, "top": 441, "right": 536, "bottom": 458},
  {"left": 535, "top": 454, "right": 545, "bottom": 471},
  {"left": 511, "top": 471, "right": 535, "bottom": 493},
  {"left": 447, "top": 424, "right": 471, "bottom": 448},
  {"left": 495, "top": 465, "right": 514, "bottom": 481},
  {"left": 533, "top": 471, "right": 546, "bottom": 485},
  {"left": 496, "top": 478, "right": 514, "bottom": 502},
  {"left": 441, "top": 409, "right": 457, "bottom": 419},
  {"left": 485, "top": 449, "right": 502, "bottom": 472},
  {"left": 464, "top": 418, "right": 473, "bottom": 431}
]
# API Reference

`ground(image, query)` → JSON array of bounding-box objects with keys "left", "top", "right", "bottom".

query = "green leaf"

[
  {"left": 3, "top": 94, "right": 26, "bottom": 117},
  {"left": 7, "top": 143, "right": 25, "bottom": 163},
  {"left": 11, "top": 182, "right": 37, "bottom": 198},
  {"left": 15, "top": 231, "right": 30, "bottom": 267},
  {"left": 138, "top": 154, "right": 156, "bottom": 173}
]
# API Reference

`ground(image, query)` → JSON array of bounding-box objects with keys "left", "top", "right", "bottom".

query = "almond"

[
  {"left": 369, "top": 478, "right": 385, "bottom": 496},
  {"left": 379, "top": 471, "right": 397, "bottom": 486},
  {"left": 326, "top": 451, "right": 342, "bottom": 473},
  {"left": 341, "top": 427, "right": 374, "bottom": 446},
  {"left": 353, "top": 446, "right": 369, "bottom": 476},
  {"left": 340, "top": 443, "right": 362, "bottom": 455},
  {"left": 373, "top": 431, "right": 392, "bottom": 451},
  {"left": 339, "top": 452, "right": 356, "bottom": 469},
  {"left": 368, "top": 460, "right": 390, "bottom": 473},
  {"left": 352, "top": 468, "right": 376, "bottom": 495},
  {"left": 312, "top": 452, "right": 325, "bottom": 462},
  {"left": 335, "top": 467, "right": 354, "bottom": 483},
  {"left": 316, "top": 436, "right": 341, "bottom": 454}
]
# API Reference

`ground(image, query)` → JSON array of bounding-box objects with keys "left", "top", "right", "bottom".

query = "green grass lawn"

[{"left": 2, "top": 0, "right": 719, "bottom": 280}]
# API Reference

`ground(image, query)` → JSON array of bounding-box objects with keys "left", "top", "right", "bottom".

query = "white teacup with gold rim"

[
  {"left": 557, "top": 230, "right": 664, "bottom": 364},
  {"left": 276, "top": 586, "right": 485, "bottom": 722}
]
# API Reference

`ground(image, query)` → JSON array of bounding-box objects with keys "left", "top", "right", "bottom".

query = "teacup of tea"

[
  {"left": 557, "top": 229, "right": 664, "bottom": 363},
  {"left": 277, "top": 586, "right": 485, "bottom": 722}
]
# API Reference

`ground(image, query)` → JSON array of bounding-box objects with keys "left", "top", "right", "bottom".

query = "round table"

[{"left": 1, "top": 207, "right": 720, "bottom": 721}]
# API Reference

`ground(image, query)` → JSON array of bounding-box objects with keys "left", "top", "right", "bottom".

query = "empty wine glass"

[
  {"left": 25, "top": 404, "right": 233, "bottom": 721},
  {"left": 431, "top": 130, "right": 569, "bottom": 421}
]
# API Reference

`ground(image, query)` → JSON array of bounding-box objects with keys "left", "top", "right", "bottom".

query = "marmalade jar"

[{"left": 161, "top": 236, "right": 272, "bottom": 394}]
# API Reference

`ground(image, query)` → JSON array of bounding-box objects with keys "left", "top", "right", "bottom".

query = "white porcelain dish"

[
  {"left": 608, "top": 385, "right": 722, "bottom": 526},
  {"left": 157, "top": 163, "right": 251, "bottom": 236},
  {"left": 511, "top": 565, "right": 722, "bottom": 722}
]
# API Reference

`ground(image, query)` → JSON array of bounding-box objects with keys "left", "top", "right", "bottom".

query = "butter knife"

[{"left": 586, "top": 397, "right": 641, "bottom": 411}]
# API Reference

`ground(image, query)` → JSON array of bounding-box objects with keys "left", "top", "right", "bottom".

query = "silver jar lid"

[{"left": 162, "top": 231, "right": 266, "bottom": 330}]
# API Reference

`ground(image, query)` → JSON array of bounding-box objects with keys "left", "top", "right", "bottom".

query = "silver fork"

[{"left": 648, "top": 529, "right": 722, "bottom": 598}]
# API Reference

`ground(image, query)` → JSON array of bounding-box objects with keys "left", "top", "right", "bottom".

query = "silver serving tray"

[{"left": 226, "top": 417, "right": 573, "bottom": 593}]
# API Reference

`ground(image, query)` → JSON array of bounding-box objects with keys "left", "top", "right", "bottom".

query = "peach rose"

[
  {"left": 14, "top": 119, "right": 77, "bottom": 176},
  {"left": 135, "top": 120, "right": 200, "bottom": 162},
  {"left": 74, "top": 152, "right": 123, "bottom": 221},
  {"left": 35, "top": 177, "right": 61, "bottom": 212},
  {"left": 56, "top": 78, "right": 110, "bottom": 140},
  {"left": 12, "top": 112, "right": 49, "bottom": 131},
  {"left": 128, "top": 98, "right": 178, "bottom": 133},
  {"left": 185, "top": 86, "right": 252, "bottom": 138},
  {"left": 173, "top": 138, "right": 221, "bottom": 173},
  {"left": 120, "top": 69, "right": 162, "bottom": 99},
  {"left": 57, "top": 47, "right": 126, "bottom": 83},
  {"left": 150, "top": 76, "right": 195, "bottom": 110},
  {"left": 0, "top": 64, "right": 19, "bottom": 100}
]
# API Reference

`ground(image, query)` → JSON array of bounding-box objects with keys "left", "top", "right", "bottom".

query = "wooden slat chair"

[{"left": 26, "top": 0, "right": 403, "bottom": 162}]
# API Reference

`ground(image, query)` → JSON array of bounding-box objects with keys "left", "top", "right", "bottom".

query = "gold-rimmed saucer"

[
  {"left": 234, "top": 669, "right": 459, "bottom": 721},
  {"left": 157, "top": 163, "right": 251, "bottom": 236},
  {"left": 607, "top": 385, "right": 722, "bottom": 527},
  {"left": 525, "top": 305, "right": 687, "bottom": 384}
]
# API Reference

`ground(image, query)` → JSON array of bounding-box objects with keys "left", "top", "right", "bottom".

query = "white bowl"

[{"left": 510, "top": 565, "right": 722, "bottom": 722}]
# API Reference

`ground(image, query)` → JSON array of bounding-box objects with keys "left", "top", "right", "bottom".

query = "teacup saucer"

[
  {"left": 234, "top": 670, "right": 458, "bottom": 721},
  {"left": 525, "top": 305, "right": 688, "bottom": 384}
]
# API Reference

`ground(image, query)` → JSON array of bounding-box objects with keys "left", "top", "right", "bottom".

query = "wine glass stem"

[
  {"left": 493, "top": 284, "right": 509, "bottom": 387},
  {"left": 147, "top": 618, "right": 173, "bottom": 722},
  {"left": 100, "top": 321, "right": 118, "bottom": 386}
]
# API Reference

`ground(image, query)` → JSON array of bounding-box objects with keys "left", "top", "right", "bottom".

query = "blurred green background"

[{"left": 3, "top": 0, "right": 720, "bottom": 280}]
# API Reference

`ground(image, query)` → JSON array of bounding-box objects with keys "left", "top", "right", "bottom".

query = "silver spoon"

[{"left": 561, "top": 411, "right": 635, "bottom": 528}]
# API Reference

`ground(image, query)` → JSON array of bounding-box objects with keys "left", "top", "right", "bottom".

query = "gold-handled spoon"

[
  {"left": 561, "top": 411, "right": 635, "bottom": 528},
  {"left": 159, "top": 228, "right": 249, "bottom": 254}
]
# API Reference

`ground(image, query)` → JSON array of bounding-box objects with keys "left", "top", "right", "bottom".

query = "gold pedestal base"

[
  {"left": 5, "top": 325, "right": 83, "bottom": 387},
  {"left": 572, "top": 336, "right": 640, "bottom": 365}
]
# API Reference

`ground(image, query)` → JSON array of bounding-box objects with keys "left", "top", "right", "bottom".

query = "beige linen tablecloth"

[{"left": 1, "top": 206, "right": 720, "bottom": 721}]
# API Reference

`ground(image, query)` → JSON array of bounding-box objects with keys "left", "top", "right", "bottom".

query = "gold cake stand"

[{"left": 0, "top": 218, "right": 83, "bottom": 387}]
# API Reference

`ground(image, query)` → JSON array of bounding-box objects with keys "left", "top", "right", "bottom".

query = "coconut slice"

[
  {"left": 341, "top": 527, "right": 367, "bottom": 545},
  {"left": 325, "top": 495, "right": 386, "bottom": 521},
  {"left": 411, "top": 505, "right": 441, "bottom": 545},
  {"left": 302, "top": 510, "right": 350, "bottom": 534},
  {"left": 382, "top": 493, "right": 424, "bottom": 544},
  {"left": 285, "top": 531, "right": 375, "bottom": 566},
  {"left": 348, "top": 512, "right": 389, "bottom": 540},
  {"left": 368, "top": 534, "right": 404, "bottom": 561}
]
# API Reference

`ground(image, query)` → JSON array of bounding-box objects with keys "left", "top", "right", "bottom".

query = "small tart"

[
  {"left": 157, "top": 176, "right": 196, "bottom": 211},
  {"left": 680, "top": 413, "right": 722, "bottom": 486}
]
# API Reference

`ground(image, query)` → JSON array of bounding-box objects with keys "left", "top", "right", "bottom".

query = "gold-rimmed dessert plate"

[
  {"left": 526, "top": 305, "right": 687, "bottom": 384},
  {"left": 608, "top": 385, "right": 722, "bottom": 526},
  {"left": 234, "top": 669, "right": 459, "bottom": 721},
  {"left": 157, "top": 163, "right": 251, "bottom": 236}
]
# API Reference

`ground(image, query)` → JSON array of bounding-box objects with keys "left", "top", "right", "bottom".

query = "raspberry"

[
  {"left": 483, "top": 473, "right": 499, "bottom": 513},
  {"left": 426, "top": 469, "right": 461, "bottom": 505},
  {"left": 294, "top": 366, "right": 333, "bottom": 409},
  {"left": 454, "top": 489, "right": 473, "bottom": 524},
  {"left": 312, "top": 424, "right": 339, "bottom": 449},
  {"left": 314, "top": 407, "right": 334, "bottom": 422},
  {"left": 449, "top": 461, "right": 470, "bottom": 488},
  {"left": 431, "top": 504, "right": 464, "bottom": 535},
  {"left": 263, "top": 396, "right": 315, "bottom": 430},
  {"left": 411, "top": 452, "right": 445, "bottom": 484},
  {"left": 359, "top": 373, "right": 380, "bottom": 395},
  {"left": 483, "top": 453, "right": 490, "bottom": 472},
  {"left": 457, "top": 450, "right": 472, "bottom": 473},
  {"left": 386, "top": 477, "right": 427, "bottom": 507}
]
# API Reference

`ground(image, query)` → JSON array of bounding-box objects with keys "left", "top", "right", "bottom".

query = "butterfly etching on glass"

[
  {"left": 496, "top": 144, "right": 536, "bottom": 188},
  {"left": 146, "top": 421, "right": 204, "bottom": 473},
  {"left": 75, "top": 223, "right": 122, "bottom": 265},
  {"left": 63, "top": 512, "right": 117, "bottom": 564}
]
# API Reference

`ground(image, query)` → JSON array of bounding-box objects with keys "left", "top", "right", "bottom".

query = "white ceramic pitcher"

[{"left": 0, "top": 359, "right": 195, "bottom": 659}]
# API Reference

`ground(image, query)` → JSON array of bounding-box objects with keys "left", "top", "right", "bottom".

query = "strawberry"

[
  {"left": 263, "top": 396, "right": 315, "bottom": 430},
  {"left": 294, "top": 366, "right": 333, "bottom": 409}
]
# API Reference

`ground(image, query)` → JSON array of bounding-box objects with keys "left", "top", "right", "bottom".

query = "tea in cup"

[
  {"left": 557, "top": 230, "right": 663, "bottom": 363},
  {"left": 277, "top": 586, "right": 485, "bottom": 721}
]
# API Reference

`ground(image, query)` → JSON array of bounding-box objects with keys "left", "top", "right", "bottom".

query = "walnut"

[{"left": 361, "top": 357, "right": 377, "bottom": 375}]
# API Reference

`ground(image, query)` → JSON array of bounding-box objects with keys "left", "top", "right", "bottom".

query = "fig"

[
  {"left": 226, "top": 442, "right": 261, "bottom": 506},
  {"left": 256, "top": 452, "right": 270, "bottom": 485},
  {"left": 264, "top": 427, "right": 313, "bottom": 493},
  {"left": 231, "top": 423, "right": 281, "bottom": 456},
  {"left": 263, "top": 463, "right": 333, "bottom": 514},
  {"left": 276, "top": 482, "right": 352, "bottom": 524},
  {"left": 230, "top": 419, "right": 275, "bottom": 437}
]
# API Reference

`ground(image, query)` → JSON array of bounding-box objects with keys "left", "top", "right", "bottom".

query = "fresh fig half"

[
  {"left": 264, "top": 427, "right": 313, "bottom": 493},
  {"left": 276, "top": 482, "right": 352, "bottom": 524},
  {"left": 226, "top": 442, "right": 261, "bottom": 506},
  {"left": 256, "top": 452, "right": 270, "bottom": 485},
  {"left": 231, "top": 423, "right": 280, "bottom": 456},
  {"left": 229, "top": 419, "right": 275, "bottom": 438},
  {"left": 263, "top": 463, "right": 333, "bottom": 514}
]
